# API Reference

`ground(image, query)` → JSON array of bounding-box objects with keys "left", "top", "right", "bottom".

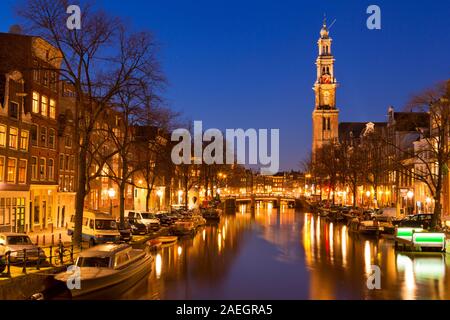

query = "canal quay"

[{"left": 114, "top": 204, "right": 450, "bottom": 300}]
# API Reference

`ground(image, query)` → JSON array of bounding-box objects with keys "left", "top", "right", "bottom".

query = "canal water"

[{"left": 122, "top": 205, "right": 450, "bottom": 300}]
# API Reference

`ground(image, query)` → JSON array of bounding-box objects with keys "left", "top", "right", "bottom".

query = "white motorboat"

[{"left": 53, "top": 243, "right": 152, "bottom": 299}]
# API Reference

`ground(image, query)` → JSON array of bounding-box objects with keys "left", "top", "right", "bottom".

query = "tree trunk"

[
  {"left": 184, "top": 176, "right": 189, "bottom": 207},
  {"left": 73, "top": 145, "right": 88, "bottom": 246},
  {"left": 145, "top": 188, "right": 151, "bottom": 212},
  {"left": 332, "top": 184, "right": 335, "bottom": 205},
  {"left": 433, "top": 193, "right": 442, "bottom": 230},
  {"left": 119, "top": 182, "right": 126, "bottom": 226}
]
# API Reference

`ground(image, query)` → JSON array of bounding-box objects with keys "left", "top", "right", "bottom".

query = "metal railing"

[{"left": 0, "top": 241, "right": 76, "bottom": 278}]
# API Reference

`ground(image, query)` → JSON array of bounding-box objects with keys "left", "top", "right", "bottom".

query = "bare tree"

[
  {"left": 338, "top": 140, "right": 365, "bottom": 207},
  {"left": 18, "top": 0, "right": 164, "bottom": 244},
  {"left": 313, "top": 143, "right": 341, "bottom": 204},
  {"left": 394, "top": 81, "right": 450, "bottom": 229}
]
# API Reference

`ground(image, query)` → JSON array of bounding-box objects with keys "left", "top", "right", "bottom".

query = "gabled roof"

[
  {"left": 339, "top": 122, "right": 386, "bottom": 141},
  {"left": 392, "top": 112, "right": 429, "bottom": 131}
]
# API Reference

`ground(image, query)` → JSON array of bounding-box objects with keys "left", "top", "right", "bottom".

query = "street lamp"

[
  {"left": 108, "top": 188, "right": 116, "bottom": 215},
  {"left": 178, "top": 190, "right": 184, "bottom": 204},
  {"left": 156, "top": 188, "right": 164, "bottom": 210},
  {"left": 407, "top": 190, "right": 414, "bottom": 214},
  {"left": 365, "top": 190, "right": 371, "bottom": 208}
]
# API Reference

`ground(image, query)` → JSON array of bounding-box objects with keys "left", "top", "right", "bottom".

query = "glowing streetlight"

[
  {"left": 107, "top": 188, "right": 116, "bottom": 214},
  {"left": 365, "top": 190, "right": 371, "bottom": 197},
  {"left": 107, "top": 188, "right": 116, "bottom": 198},
  {"left": 178, "top": 190, "right": 184, "bottom": 204},
  {"left": 406, "top": 190, "right": 414, "bottom": 214}
]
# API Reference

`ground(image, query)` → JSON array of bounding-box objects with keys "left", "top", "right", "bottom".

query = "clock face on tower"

[{"left": 321, "top": 74, "right": 331, "bottom": 84}]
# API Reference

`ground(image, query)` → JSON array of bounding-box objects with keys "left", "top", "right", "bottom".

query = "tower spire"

[{"left": 312, "top": 18, "right": 339, "bottom": 158}]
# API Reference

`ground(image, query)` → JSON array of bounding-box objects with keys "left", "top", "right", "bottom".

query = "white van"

[
  {"left": 125, "top": 210, "right": 160, "bottom": 230},
  {"left": 377, "top": 207, "right": 400, "bottom": 218},
  {"left": 68, "top": 211, "right": 121, "bottom": 246}
]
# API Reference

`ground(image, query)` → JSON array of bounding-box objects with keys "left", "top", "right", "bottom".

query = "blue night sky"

[{"left": 0, "top": 0, "right": 449, "bottom": 171}]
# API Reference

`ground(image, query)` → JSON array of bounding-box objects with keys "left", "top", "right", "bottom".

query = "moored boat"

[
  {"left": 146, "top": 239, "right": 162, "bottom": 251},
  {"left": 202, "top": 208, "right": 222, "bottom": 221},
  {"left": 156, "top": 236, "right": 178, "bottom": 247},
  {"left": 171, "top": 220, "right": 195, "bottom": 236},
  {"left": 348, "top": 218, "right": 383, "bottom": 236},
  {"left": 52, "top": 243, "right": 152, "bottom": 299}
]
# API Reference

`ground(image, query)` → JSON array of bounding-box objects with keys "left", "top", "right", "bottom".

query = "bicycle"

[{"left": 53, "top": 246, "right": 71, "bottom": 265}]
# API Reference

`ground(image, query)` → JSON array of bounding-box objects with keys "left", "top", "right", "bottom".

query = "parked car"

[
  {"left": 157, "top": 213, "right": 174, "bottom": 226},
  {"left": 398, "top": 213, "right": 433, "bottom": 229},
  {"left": 0, "top": 254, "right": 5, "bottom": 273},
  {"left": 0, "top": 233, "right": 46, "bottom": 263},
  {"left": 117, "top": 220, "right": 132, "bottom": 242},
  {"left": 126, "top": 218, "right": 148, "bottom": 235},
  {"left": 125, "top": 211, "right": 161, "bottom": 231},
  {"left": 376, "top": 207, "right": 398, "bottom": 218}
]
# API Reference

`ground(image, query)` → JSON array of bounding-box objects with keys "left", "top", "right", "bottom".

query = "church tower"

[{"left": 312, "top": 18, "right": 339, "bottom": 158}]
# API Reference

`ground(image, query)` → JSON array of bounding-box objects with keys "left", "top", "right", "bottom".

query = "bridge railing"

[{"left": 222, "top": 193, "right": 298, "bottom": 199}]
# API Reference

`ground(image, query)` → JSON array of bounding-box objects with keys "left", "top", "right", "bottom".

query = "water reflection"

[{"left": 121, "top": 205, "right": 450, "bottom": 300}]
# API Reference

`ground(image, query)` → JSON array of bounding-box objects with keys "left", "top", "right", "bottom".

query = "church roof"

[
  {"left": 391, "top": 112, "right": 429, "bottom": 131},
  {"left": 338, "top": 122, "right": 387, "bottom": 142}
]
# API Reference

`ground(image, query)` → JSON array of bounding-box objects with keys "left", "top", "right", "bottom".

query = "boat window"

[
  {"left": 7, "top": 236, "right": 32, "bottom": 245},
  {"left": 114, "top": 252, "right": 130, "bottom": 268},
  {"left": 89, "top": 219, "right": 94, "bottom": 229},
  {"left": 95, "top": 219, "right": 117, "bottom": 230},
  {"left": 76, "top": 257, "right": 110, "bottom": 268}
]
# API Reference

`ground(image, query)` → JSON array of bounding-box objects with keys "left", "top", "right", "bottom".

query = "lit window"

[
  {"left": 9, "top": 127, "right": 18, "bottom": 149},
  {"left": 49, "top": 99, "right": 56, "bottom": 119},
  {"left": 18, "top": 159, "right": 27, "bottom": 184},
  {"left": 20, "top": 130, "right": 29, "bottom": 151},
  {"left": 0, "top": 157, "right": 4, "bottom": 182},
  {"left": 32, "top": 92, "right": 40, "bottom": 113},
  {"left": 7, "top": 158, "right": 17, "bottom": 183},
  {"left": 0, "top": 125, "right": 6, "bottom": 147},
  {"left": 41, "top": 95, "right": 48, "bottom": 117}
]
